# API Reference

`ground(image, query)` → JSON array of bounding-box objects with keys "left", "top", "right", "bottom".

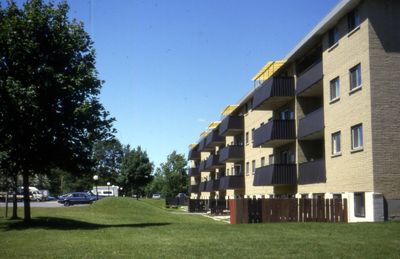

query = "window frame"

[
  {"left": 251, "top": 160, "right": 256, "bottom": 175},
  {"left": 245, "top": 132, "right": 249, "bottom": 145},
  {"left": 245, "top": 162, "right": 250, "bottom": 176},
  {"left": 354, "top": 192, "right": 366, "bottom": 217},
  {"left": 348, "top": 9, "right": 361, "bottom": 32},
  {"left": 331, "top": 131, "right": 341, "bottom": 156},
  {"left": 260, "top": 157, "right": 265, "bottom": 167},
  {"left": 330, "top": 77, "right": 340, "bottom": 102},
  {"left": 351, "top": 124, "right": 363, "bottom": 151},
  {"left": 349, "top": 63, "right": 362, "bottom": 91},
  {"left": 328, "top": 26, "right": 339, "bottom": 47}
]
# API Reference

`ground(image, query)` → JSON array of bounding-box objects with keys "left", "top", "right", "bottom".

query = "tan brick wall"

[
  {"left": 366, "top": 0, "right": 400, "bottom": 199},
  {"left": 243, "top": 107, "right": 275, "bottom": 196},
  {"left": 298, "top": 3, "right": 374, "bottom": 194}
]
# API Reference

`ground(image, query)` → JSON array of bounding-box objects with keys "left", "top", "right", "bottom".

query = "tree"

[
  {"left": 156, "top": 151, "right": 188, "bottom": 198},
  {"left": 0, "top": 0, "right": 114, "bottom": 221},
  {"left": 118, "top": 146, "right": 153, "bottom": 198},
  {"left": 93, "top": 138, "right": 123, "bottom": 185}
]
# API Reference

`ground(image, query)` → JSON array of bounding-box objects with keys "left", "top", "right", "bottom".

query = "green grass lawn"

[{"left": 0, "top": 198, "right": 399, "bottom": 258}]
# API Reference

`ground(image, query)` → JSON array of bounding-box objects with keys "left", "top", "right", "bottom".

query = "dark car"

[{"left": 58, "top": 192, "right": 96, "bottom": 206}]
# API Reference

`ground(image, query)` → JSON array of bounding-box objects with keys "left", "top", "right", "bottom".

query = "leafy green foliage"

[
  {"left": 118, "top": 146, "right": 153, "bottom": 196},
  {"left": 92, "top": 139, "right": 123, "bottom": 185},
  {"left": 0, "top": 0, "right": 114, "bottom": 220},
  {"left": 148, "top": 151, "right": 188, "bottom": 197}
]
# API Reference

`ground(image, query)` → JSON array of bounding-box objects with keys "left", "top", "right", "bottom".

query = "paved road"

[{"left": 0, "top": 201, "right": 89, "bottom": 208}]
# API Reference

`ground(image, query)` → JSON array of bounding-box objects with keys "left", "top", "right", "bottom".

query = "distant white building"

[{"left": 92, "top": 185, "right": 119, "bottom": 197}]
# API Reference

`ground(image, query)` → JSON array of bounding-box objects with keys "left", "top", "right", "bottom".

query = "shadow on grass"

[{"left": 5, "top": 217, "right": 171, "bottom": 231}]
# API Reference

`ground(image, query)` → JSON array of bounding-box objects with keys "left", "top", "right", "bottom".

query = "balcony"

[
  {"left": 219, "top": 145, "right": 244, "bottom": 163},
  {"left": 298, "top": 159, "right": 326, "bottom": 185},
  {"left": 219, "top": 116, "right": 243, "bottom": 136},
  {"left": 205, "top": 179, "right": 220, "bottom": 192},
  {"left": 199, "top": 182, "right": 207, "bottom": 192},
  {"left": 253, "top": 164, "right": 297, "bottom": 186},
  {"left": 298, "top": 108, "right": 324, "bottom": 140},
  {"left": 188, "top": 147, "right": 200, "bottom": 160},
  {"left": 253, "top": 120, "right": 296, "bottom": 148},
  {"left": 198, "top": 137, "right": 213, "bottom": 152},
  {"left": 205, "top": 154, "right": 223, "bottom": 170},
  {"left": 296, "top": 60, "right": 323, "bottom": 96},
  {"left": 252, "top": 77, "right": 295, "bottom": 110},
  {"left": 205, "top": 130, "right": 225, "bottom": 149},
  {"left": 189, "top": 167, "right": 200, "bottom": 177},
  {"left": 188, "top": 184, "right": 199, "bottom": 193},
  {"left": 219, "top": 175, "right": 244, "bottom": 190},
  {"left": 199, "top": 160, "right": 207, "bottom": 172}
]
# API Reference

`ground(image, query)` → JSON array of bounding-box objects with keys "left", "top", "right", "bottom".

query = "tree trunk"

[
  {"left": 22, "top": 172, "right": 31, "bottom": 222},
  {"left": 11, "top": 185, "right": 18, "bottom": 219}
]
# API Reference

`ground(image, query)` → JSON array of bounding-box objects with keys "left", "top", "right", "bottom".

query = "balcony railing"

[
  {"left": 253, "top": 164, "right": 297, "bottom": 186},
  {"left": 189, "top": 167, "right": 200, "bottom": 177},
  {"left": 296, "top": 60, "right": 323, "bottom": 95},
  {"left": 219, "top": 145, "right": 244, "bottom": 163},
  {"left": 298, "top": 159, "right": 326, "bottom": 185},
  {"left": 253, "top": 120, "right": 296, "bottom": 148},
  {"left": 219, "top": 175, "right": 244, "bottom": 190},
  {"left": 188, "top": 184, "right": 199, "bottom": 193},
  {"left": 205, "top": 179, "right": 220, "bottom": 192},
  {"left": 198, "top": 138, "right": 208, "bottom": 152},
  {"left": 205, "top": 129, "right": 224, "bottom": 149},
  {"left": 199, "top": 182, "right": 207, "bottom": 192},
  {"left": 252, "top": 77, "right": 295, "bottom": 110},
  {"left": 205, "top": 154, "right": 223, "bottom": 170},
  {"left": 199, "top": 160, "right": 207, "bottom": 172},
  {"left": 219, "top": 116, "right": 243, "bottom": 136},
  {"left": 298, "top": 108, "right": 324, "bottom": 140},
  {"left": 188, "top": 148, "right": 200, "bottom": 160}
]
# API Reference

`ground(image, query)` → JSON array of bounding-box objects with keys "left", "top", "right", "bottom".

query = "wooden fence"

[{"left": 230, "top": 198, "right": 348, "bottom": 224}]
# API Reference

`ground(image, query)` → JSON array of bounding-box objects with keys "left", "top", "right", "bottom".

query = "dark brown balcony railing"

[
  {"left": 188, "top": 146, "right": 200, "bottom": 160},
  {"left": 188, "top": 184, "right": 199, "bottom": 193},
  {"left": 298, "top": 108, "right": 324, "bottom": 140},
  {"left": 219, "top": 145, "right": 244, "bottom": 163},
  {"left": 296, "top": 60, "right": 323, "bottom": 95},
  {"left": 253, "top": 120, "right": 296, "bottom": 148},
  {"left": 189, "top": 167, "right": 200, "bottom": 177},
  {"left": 205, "top": 130, "right": 224, "bottom": 149},
  {"left": 219, "top": 175, "right": 244, "bottom": 190},
  {"left": 205, "top": 179, "right": 220, "bottom": 192},
  {"left": 298, "top": 159, "right": 326, "bottom": 185},
  {"left": 219, "top": 116, "right": 244, "bottom": 136},
  {"left": 205, "top": 154, "right": 223, "bottom": 170},
  {"left": 199, "top": 160, "right": 207, "bottom": 172},
  {"left": 199, "top": 182, "right": 207, "bottom": 192},
  {"left": 252, "top": 77, "right": 295, "bottom": 110},
  {"left": 253, "top": 164, "right": 297, "bottom": 186}
]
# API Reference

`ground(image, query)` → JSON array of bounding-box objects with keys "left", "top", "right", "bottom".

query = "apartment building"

[{"left": 188, "top": 0, "right": 400, "bottom": 222}]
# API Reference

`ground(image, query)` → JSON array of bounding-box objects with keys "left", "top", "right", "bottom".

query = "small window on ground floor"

[{"left": 354, "top": 192, "right": 365, "bottom": 217}]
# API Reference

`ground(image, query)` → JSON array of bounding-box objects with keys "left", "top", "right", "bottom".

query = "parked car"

[
  {"left": 57, "top": 192, "right": 96, "bottom": 206},
  {"left": 152, "top": 193, "right": 161, "bottom": 199}
]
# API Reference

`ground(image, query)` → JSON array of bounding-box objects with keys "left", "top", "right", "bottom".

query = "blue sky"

[{"left": 6, "top": 0, "right": 340, "bottom": 168}]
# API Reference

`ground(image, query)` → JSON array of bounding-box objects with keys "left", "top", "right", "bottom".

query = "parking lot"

[{"left": 0, "top": 201, "right": 89, "bottom": 208}]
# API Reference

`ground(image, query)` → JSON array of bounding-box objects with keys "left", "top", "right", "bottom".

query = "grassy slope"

[{"left": 0, "top": 198, "right": 399, "bottom": 258}]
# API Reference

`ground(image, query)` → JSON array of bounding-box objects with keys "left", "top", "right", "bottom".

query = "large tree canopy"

[
  {"left": 93, "top": 138, "right": 123, "bottom": 185},
  {"left": 0, "top": 0, "right": 114, "bottom": 221}
]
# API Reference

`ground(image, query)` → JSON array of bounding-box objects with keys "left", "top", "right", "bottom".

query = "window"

[
  {"left": 260, "top": 157, "right": 265, "bottom": 167},
  {"left": 328, "top": 26, "right": 339, "bottom": 47},
  {"left": 280, "top": 109, "right": 293, "bottom": 120},
  {"left": 348, "top": 9, "right": 360, "bottom": 32},
  {"left": 226, "top": 168, "right": 230, "bottom": 176},
  {"left": 246, "top": 162, "right": 250, "bottom": 176},
  {"left": 332, "top": 131, "right": 341, "bottom": 155},
  {"left": 350, "top": 64, "right": 362, "bottom": 91},
  {"left": 251, "top": 160, "right": 256, "bottom": 175},
  {"left": 245, "top": 132, "right": 249, "bottom": 145},
  {"left": 269, "top": 155, "right": 274, "bottom": 165},
  {"left": 351, "top": 124, "right": 363, "bottom": 150},
  {"left": 251, "top": 128, "right": 255, "bottom": 143},
  {"left": 330, "top": 77, "right": 340, "bottom": 101},
  {"left": 354, "top": 192, "right": 365, "bottom": 217},
  {"left": 234, "top": 165, "right": 242, "bottom": 175}
]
